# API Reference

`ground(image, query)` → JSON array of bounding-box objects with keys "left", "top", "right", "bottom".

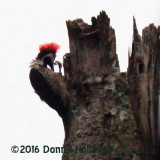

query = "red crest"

[{"left": 39, "top": 42, "right": 60, "bottom": 54}]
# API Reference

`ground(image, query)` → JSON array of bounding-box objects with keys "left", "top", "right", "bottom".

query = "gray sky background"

[{"left": 0, "top": 0, "right": 160, "bottom": 159}]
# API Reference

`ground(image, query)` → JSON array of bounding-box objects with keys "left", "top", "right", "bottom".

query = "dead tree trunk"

[
  {"left": 62, "top": 11, "right": 142, "bottom": 160},
  {"left": 29, "top": 11, "right": 160, "bottom": 160},
  {"left": 128, "top": 18, "right": 160, "bottom": 160}
]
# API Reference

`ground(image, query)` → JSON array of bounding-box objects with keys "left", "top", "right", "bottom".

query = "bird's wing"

[{"left": 29, "top": 68, "right": 68, "bottom": 117}]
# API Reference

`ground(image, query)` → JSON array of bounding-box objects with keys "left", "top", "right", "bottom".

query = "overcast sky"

[{"left": 0, "top": 0, "right": 160, "bottom": 160}]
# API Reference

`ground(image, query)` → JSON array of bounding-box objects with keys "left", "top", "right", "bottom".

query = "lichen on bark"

[
  {"left": 30, "top": 11, "right": 160, "bottom": 160},
  {"left": 62, "top": 11, "right": 142, "bottom": 160}
]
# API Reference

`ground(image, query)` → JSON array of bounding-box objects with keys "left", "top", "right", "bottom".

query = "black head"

[{"left": 36, "top": 50, "right": 56, "bottom": 70}]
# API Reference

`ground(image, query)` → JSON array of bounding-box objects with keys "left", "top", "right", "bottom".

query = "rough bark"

[
  {"left": 29, "top": 11, "right": 160, "bottom": 160},
  {"left": 128, "top": 17, "right": 160, "bottom": 160},
  {"left": 62, "top": 11, "right": 142, "bottom": 160}
]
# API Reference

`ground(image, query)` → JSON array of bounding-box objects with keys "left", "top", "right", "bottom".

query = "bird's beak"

[
  {"left": 49, "top": 62, "right": 54, "bottom": 71},
  {"left": 43, "top": 54, "right": 55, "bottom": 71}
]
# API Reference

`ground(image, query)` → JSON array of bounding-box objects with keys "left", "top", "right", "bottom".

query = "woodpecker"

[
  {"left": 30, "top": 42, "right": 60, "bottom": 71},
  {"left": 29, "top": 42, "right": 69, "bottom": 117}
]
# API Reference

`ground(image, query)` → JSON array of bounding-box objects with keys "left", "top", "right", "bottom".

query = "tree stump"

[
  {"left": 62, "top": 11, "right": 141, "bottom": 160},
  {"left": 30, "top": 11, "right": 160, "bottom": 160},
  {"left": 128, "top": 17, "right": 160, "bottom": 160}
]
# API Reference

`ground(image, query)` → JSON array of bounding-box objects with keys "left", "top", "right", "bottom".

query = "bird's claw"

[{"left": 53, "top": 61, "right": 62, "bottom": 74}]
